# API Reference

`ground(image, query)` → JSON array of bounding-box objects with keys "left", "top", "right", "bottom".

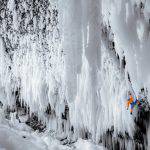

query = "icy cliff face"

[
  {"left": 0, "top": 0, "right": 150, "bottom": 149},
  {"left": 0, "top": 0, "right": 67, "bottom": 134},
  {"left": 60, "top": 0, "right": 150, "bottom": 141},
  {"left": 0, "top": 0, "right": 64, "bottom": 113},
  {"left": 103, "top": 0, "right": 150, "bottom": 96}
]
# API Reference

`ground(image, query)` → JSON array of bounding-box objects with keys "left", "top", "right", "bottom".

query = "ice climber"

[
  {"left": 126, "top": 92, "right": 140, "bottom": 114},
  {"left": 136, "top": 95, "right": 145, "bottom": 110},
  {"left": 126, "top": 92, "right": 134, "bottom": 114}
]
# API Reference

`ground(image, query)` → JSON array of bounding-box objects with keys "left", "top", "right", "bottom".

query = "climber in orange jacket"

[{"left": 126, "top": 92, "right": 134, "bottom": 111}]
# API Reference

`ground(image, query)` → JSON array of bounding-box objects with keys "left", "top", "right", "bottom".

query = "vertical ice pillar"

[
  {"left": 82, "top": 0, "right": 101, "bottom": 68},
  {"left": 60, "top": 0, "right": 102, "bottom": 140},
  {"left": 60, "top": 0, "right": 83, "bottom": 102},
  {"left": 81, "top": 0, "right": 101, "bottom": 140}
]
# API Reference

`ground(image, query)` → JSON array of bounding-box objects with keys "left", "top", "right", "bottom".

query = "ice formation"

[{"left": 0, "top": 0, "right": 150, "bottom": 149}]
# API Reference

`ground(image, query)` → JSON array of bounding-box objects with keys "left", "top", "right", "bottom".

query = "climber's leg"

[
  {"left": 126, "top": 101, "right": 130, "bottom": 110},
  {"left": 130, "top": 103, "right": 134, "bottom": 114}
]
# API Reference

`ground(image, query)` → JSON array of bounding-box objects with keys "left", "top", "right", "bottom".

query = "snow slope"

[{"left": 0, "top": 120, "right": 105, "bottom": 150}]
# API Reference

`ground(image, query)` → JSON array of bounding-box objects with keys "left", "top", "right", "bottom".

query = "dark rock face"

[
  {"left": 0, "top": 0, "right": 59, "bottom": 63},
  {"left": 25, "top": 113, "right": 46, "bottom": 132},
  {"left": 134, "top": 105, "right": 150, "bottom": 150},
  {"left": 0, "top": 0, "right": 58, "bottom": 34}
]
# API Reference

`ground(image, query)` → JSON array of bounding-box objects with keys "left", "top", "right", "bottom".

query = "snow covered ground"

[{"left": 0, "top": 117, "right": 106, "bottom": 150}]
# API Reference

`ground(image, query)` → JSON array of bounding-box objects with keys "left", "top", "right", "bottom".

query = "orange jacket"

[
  {"left": 128, "top": 95, "right": 133, "bottom": 103},
  {"left": 126, "top": 95, "right": 134, "bottom": 108}
]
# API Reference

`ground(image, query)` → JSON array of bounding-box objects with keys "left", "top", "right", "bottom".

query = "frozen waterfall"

[{"left": 0, "top": 0, "right": 150, "bottom": 149}]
